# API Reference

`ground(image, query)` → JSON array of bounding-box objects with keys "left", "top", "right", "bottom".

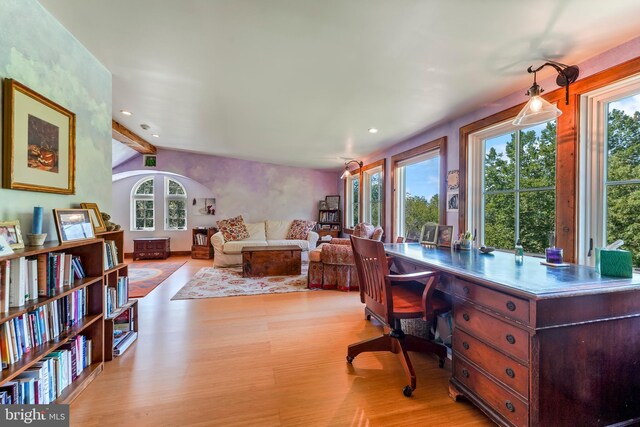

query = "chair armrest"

[
  {"left": 306, "top": 231, "right": 319, "bottom": 248},
  {"left": 210, "top": 231, "right": 226, "bottom": 252},
  {"left": 330, "top": 238, "right": 351, "bottom": 246},
  {"left": 386, "top": 271, "right": 437, "bottom": 283}
]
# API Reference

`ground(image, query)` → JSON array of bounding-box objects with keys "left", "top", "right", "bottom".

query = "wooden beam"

[{"left": 112, "top": 120, "right": 157, "bottom": 154}]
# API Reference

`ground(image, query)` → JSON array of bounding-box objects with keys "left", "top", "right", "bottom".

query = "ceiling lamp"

[
  {"left": 512, "top": 61, "right": 579, "bottom": 127},
  {"left": 340, "top": 160, "right": 363, "bottom": 179}
]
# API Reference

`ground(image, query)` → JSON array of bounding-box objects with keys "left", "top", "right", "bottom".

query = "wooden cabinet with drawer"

[{"left": 133, "top": 237, "right": 171, "bottom": 260}]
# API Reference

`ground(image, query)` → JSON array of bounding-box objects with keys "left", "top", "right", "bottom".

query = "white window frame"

[
  {"left": 164, "top": 177, "right": 188, "bottom": 231},
  {"left": 394, "top": 150, "right": 440, "bottom": 240},
  {"left": 362, "top": 165, "right": 383, "bottom": 227},
  {"left": 131, "top": 176, "right": 155, "bottom": 231},
  {"left": 345, "top": 174, "right": 360, "bottom": 229},
  {"left": 468, "top": 118, "right": 556, "bottom": 250},
  {"left": 578, "top": 74, "right": 640, "bottom": 266}
]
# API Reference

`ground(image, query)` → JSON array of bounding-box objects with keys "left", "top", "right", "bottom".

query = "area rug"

[
  {"left": 128, "top": 260, "right": 187, "bottom": 298},
  {"left": 171, "top": 264, "right": 310, "bottom": 300}
]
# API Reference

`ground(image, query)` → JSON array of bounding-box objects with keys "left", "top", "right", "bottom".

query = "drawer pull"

[
  {"left": 505, "top": 401, "right": 515, "bottom": 412},
  {"left": 506, "top": 301, "right": 516, "bottom": 311},
  {"left": 506, "top": 368, "right": 515, "bottom": 378},
  {"left": 506, "top": 334, "right": 516, "bottom": 345},
  {"left": 462, "top": 341, "right": 469, "bottom": 350},
  {"left": 463, "top": 313, "right": 470, "bottom": 321},
  {"left": 462, "top": 369, "right": 469, "bottom": 378},
  {"left": 463, "top": 286, "right": 470, "bottom": 296}
]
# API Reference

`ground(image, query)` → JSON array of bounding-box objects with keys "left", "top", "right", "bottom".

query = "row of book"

[
  {"left": 0, "top": 253, "right": 87, "bottom": 311},
  {"left": 193, "top": 233, "right": 210, "bottom": 246},
  {"left": 103, "top": 240, "right": 120, "bottom": 271},
  {"left": 105, "top": 276, "right": 129, "bottom": 317},
  {"left": 0, "top": 334, "right": 92, "bottom": 404},
  {"left": 0, "top": 288, "right": 88, "bottom": 368},
  {"left": 319, "top": 211, "right": 339, "bottom": 222},
  {"left": 113, "top": 307, "right": 136, "bottom": 357}
]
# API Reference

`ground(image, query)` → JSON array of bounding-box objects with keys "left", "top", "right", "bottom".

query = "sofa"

[{"left": 211, "top": 219, "right": 319, "bottom": 267}]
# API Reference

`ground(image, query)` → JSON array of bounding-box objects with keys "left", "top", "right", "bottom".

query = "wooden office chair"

[{"left": 346, "top": 235, "right": 450, "bottom": 397}]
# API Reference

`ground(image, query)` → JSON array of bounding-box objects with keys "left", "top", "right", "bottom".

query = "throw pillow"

[
  {"left": 286, "top": 219, "right": 317, "bottom": 240},
  {"left": 217, "top": 215, "right": 250, "bottom": 241}
]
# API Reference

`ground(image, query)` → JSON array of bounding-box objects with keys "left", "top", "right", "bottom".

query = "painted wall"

[
  {"left": 112, "top": 148, "right": 339, "bottom": 253},
  {"left": 358, "top": 36, "right": 640, "bottom": 241},
  {"left": 0, "top": 0, "right": 112, "bottom": 242}
]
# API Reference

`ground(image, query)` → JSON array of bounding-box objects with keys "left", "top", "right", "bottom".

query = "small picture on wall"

[
  {"left": 191, "top": 198, "right": 216, "bottom": 215},
  {"left": 143, "top": 154, "right": 157, "bottom": 168},
  {"left": 447, "top": 170, "right": 459, "bottom": 191},
  {"left": 447, "top": 192, "right": 459, "bottom": 212}
]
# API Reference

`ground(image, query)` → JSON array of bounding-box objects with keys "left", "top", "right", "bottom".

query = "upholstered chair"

[{"left": 308, "top": 223, "right": 383, "bottom": 291}]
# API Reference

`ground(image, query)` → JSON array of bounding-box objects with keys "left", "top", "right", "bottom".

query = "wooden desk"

[{"left": 385, "top": 243, "right": 640, "bottom": 427}]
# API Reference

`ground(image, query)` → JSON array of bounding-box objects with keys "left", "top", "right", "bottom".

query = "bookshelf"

[
  {"left": 96, "top": 230, "right": 138, "bottom": 361},
  {"left": 317, "top": 209, "right": 341, "bottom": 239},
  {"left": 0, "top": 239, "right": 105, "bottom": 404},
  {"left": 191, "top": 227, "right": 218, "bottom": 259}
]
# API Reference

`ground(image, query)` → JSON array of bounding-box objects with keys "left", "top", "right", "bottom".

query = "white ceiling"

[{"left": 38, "top": 0, "right": 640, "bottom": 170}]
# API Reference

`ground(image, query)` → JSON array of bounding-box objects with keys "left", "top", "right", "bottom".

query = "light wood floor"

[{"left": 70, "top": 257, "right": 493, "bottom": 426}]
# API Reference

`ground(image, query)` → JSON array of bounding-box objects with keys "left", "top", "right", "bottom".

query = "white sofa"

[{"left": 211, "top": 220, "right": 319, "bottom": 267}]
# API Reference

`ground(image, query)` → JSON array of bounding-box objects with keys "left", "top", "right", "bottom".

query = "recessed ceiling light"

[
  {"left": 368, "top": 128, "right": 378, "bottom": 134},
  {"left": 120, "top": 110, "right": 132, "bottom": 116},
  {"left": 152, "top": 134, "right": 159, "bottom": 138}
]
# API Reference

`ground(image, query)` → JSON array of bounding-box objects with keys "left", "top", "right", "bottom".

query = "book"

[
  {"left": 27, "top": 258, "right": 38, "bottom": 301},
  {"left": 9, "top": 257, "right": 27, "bottom": 307},
  {"left": 113, "top": 331, "right": 137, "bottom": 356},
  {"left": 1, "top": 260, "right": 10, "bottom": 313}
]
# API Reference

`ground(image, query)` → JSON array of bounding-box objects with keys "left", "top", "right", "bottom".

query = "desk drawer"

[
  {"left": 454, "top": 329, "right": 529, "bottom": 398},
  {"left": 455, "top": 358, "right": 529, "bottom": 427},
  {"left": 453, "top": 278, "right": 530, "bottom": 325},
  {"left": 454, "top": 300, "right": 529, "bottom": 363}
]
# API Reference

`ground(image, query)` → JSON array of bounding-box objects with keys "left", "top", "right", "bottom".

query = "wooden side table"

[{"left": 133, "top": 237, "right": 171, "bottom": 260}]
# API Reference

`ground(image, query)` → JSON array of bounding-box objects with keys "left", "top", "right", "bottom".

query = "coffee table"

[{"left": 241, "top": 245, "right": 302, "bottom": 277}]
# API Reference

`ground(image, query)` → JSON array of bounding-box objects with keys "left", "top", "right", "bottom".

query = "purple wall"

[
  {"left": 112, "top": 148, "right": 339, "bottom": 252},
  {"left": 358, "top": 36, "right": 640, "bottom": 241}
]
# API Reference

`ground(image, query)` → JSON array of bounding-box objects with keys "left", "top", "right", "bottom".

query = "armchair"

[{"left": 307, "top": 223, "right": 383, "bottom": 291}]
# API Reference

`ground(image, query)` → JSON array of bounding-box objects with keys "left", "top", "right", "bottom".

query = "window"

[
  {"left": 165, "top": 177, "right": 187, "bottom": 230},
  {"left": 580, "top": 75, "right": 640, "bottom": 267},
  {"left": 345, "top": 174, "right": 360, "bottom": 229},
  {"left": 131, "top": 177, "right": 154, "bottom": 230},
  {"left": 469, "top": 120, "right": 556, "bottom": 253},
  {"left": 362, "top": 160, "right": 385, "bottom": 228},
  {"left": 392, "top": 137, "right": 446, "bottom": 242}
]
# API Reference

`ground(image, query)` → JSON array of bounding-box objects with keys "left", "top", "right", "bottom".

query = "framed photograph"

[
  {"left": 53, "top": 209, "right": 95, "bottom": 243},
  {"left": 0, "top": 236, "right": 14, "bottom": 256},
  {"left": 80, "top": 202, "right": 107, "bottom": 233},
  {"left": 0, "top": 220, "right": 24, "bottom": 249},
  {"left": 447, "top": 170, "right": 460, "bottom": 191},
  {"left": 143, "top": 154, "right": 157, "bottom": 168},
  {"left": 3, "top": 79, "right": 76, "bottom": 194},
  {"left": 318, "top": 200, "right": 328, "bottom": 210},
  {"left": 419, "top": 222, "right": 438, "bottom": 245},
  {"left": 447, "top": 192, "right": 459, "bottom": 212},
  {"left": 437, "top": 225, "right": 454, "bottom": 247},
  {"left": 325, "top": 195, "right": 340, "bottom": 210}
]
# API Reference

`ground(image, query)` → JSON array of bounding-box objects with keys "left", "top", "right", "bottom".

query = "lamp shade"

[
  {"left": 340, "top": 169, "right": 351, "bottom": 179},
  {"left": 512, "top": 95, "right": 562, "bottom": 126}
]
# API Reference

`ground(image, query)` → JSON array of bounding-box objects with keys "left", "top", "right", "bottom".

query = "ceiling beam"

[{"left": 112, "top": 120, "right": 157, "bottom": 154}]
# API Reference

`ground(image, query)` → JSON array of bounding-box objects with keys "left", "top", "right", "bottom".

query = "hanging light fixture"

[
  {"left": 512, "top": 61, "right": 579, "bottom": 126},
  {"left": 340, "top": 160, "right": 363, "bottom": 179}
]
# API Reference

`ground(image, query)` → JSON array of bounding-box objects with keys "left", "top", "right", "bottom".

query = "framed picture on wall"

[
  {"left": 325, "top": 195, "right": 340, "bottom": 210},
  {"left": 2, "top": 79, "right": 76, "bottom": 194}
]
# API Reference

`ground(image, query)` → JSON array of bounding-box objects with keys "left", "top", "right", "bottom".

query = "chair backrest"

[{"left": 350, "top": 235, "right": 392, "bottom": 325}]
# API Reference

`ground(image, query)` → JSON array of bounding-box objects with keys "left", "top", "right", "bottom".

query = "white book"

[
  {"left": 57, "top": 253, "right": 65, "bottom": 291},
  {"left": 27, "top": 259, "right": 38, "bottom": 301},
  {"left": 1, "top": 260, "right": 10, "bottom": 313},
  {"left": 9, "top": 257, "right": 27, "bottom": 307},
  {"left": 31, "top": 362, "right": 50, "bottom": 404},
  {"left": 63, "top": 254, "right": 73, "bottom": 287}
]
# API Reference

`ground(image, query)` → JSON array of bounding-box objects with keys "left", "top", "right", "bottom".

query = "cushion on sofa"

[
  {"left": 217, "top": 215, "right": 250, "bottom": 241},
  {"left": 222, "top": 240, "right": 269, "bottom": 254},
  {"left": 245, "top": 222, "right": 266, "bottom": 240},
  {"left": 266, "top": 239, "right": 310, "bottom": 251},
  {"left": 287, "top": 219, "right": 317, "bottom": 240},
  {"left": 266, "top": 220, "right": 293, "bottom": 240}
]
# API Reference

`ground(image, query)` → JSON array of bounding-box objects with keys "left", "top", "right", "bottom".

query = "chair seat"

[{"left": 392, "top": 282, "right": 449, "bottom": 317}]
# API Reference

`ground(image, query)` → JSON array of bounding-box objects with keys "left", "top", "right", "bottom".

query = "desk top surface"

[{"left": 385, "top": 243, "right": 640, "bottom": 298}]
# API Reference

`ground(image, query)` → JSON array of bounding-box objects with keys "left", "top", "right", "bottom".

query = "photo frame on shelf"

[
  {"left": 53, "top": 209, "right": 95, "bottom": 243},
  {"left": 419, "top": 222, "right": 438, "bottom": 245},
  {"left": 80, "top": 202, "right": 107, "bottom": 233},
  {"left": 0, "top": 220, "right": 24, "bottom": 249},
  {"left": 0, "top": 235, "right": 14, "bottom": 256},
  {"left": 437, "top": 225, "right": 453, "bottom": 247},
  {"left": 318, "top": 200, "right": 328, "bottom": 210},
  {"left": 2, "top": 79, "right": 76, "bottom": 194},
  {"left": 325, "top": 195, "right": 340, "bottom": 210}
]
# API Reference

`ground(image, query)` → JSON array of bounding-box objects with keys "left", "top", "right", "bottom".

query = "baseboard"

[{"left": 124, "top": 250, "right": 192, "bottom": 258}]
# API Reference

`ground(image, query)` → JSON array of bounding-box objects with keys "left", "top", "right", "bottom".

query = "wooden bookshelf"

[
  {"left": 317, "top": 209, "right": 341, "bottom": 238},
  {"left": 96, "top": 230, "right": 138, "bottom": 361},
  {"left": 191, "top": 227, "right": 217, "bottom": 259},
  {"left": 0, "top": 238, "right": 105, "bottom": 404}
]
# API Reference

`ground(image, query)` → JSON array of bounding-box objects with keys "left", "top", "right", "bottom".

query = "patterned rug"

[
  {"left": 128, "top": 259, "right": 188, "bottom": 298},
  {"left": 171, "top": 264, "right": 310, "bottom": 300}
]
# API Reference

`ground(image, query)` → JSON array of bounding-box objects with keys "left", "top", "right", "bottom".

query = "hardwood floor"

[{"left": 70, "top": 257, "right": 493, "bottom": 426}]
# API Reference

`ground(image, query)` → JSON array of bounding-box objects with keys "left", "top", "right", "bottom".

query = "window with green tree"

[
  {"left": 131, "top": 177, "right": 154, "bottom": 231},
  {"left": 345, "top": 174, "right": 360, "bottom": 228},
  {"left": 362, "top": 160, "right": 384, "bottom": 228},
  {"left": 165, "top": 178, "right": 187, "bottom": 230}
]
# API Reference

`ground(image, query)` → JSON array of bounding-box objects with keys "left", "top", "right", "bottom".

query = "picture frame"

[
  {"left": 318, "top": 200, "right": 328, "bottom": 210},
  {"left": 419, "top": 222, "right": 438, "bottom": 245},
  {"left": 0, "top": 220, "right": 25, "bottom": 250},
  {"left": 0, "top": 236, "right": 14, "bottom": 256},
  {"left": 446, "top": 192, "right": 459, "bottom": 212},
  {"left": 2, "top": 79, "right": 76, "bottom": 194},
  {"left": 143, "top": 154, "right": 157, "bottom": 168},
  {"left": 325, "top": 195, "right": 340, "bottom": 210},
  {"left": 80, "top": 202, "right": 107, "bottom": 233},
  {"left": 437, "top": 225, "right": 454, "bottom": 247},
  {"left": 447, "top": 170, "right": 460, "bottom": 191},
  {"left": 53, "top": 209, "right": 96, "bottom": 243}
]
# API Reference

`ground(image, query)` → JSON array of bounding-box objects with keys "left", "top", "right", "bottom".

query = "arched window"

[
  {"left": 165, "top": 177, "right": 187, "bottom": 230},
  {"left": 131, "top": 177, "right": 155, "bottom": 230}
]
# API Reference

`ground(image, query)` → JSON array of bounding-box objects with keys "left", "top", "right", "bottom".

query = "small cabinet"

[
  {"left": 133, "top": 237, "right": 171, "bottom": 260},
  {"left": 191, "top": 227, "right": 217, "bottom": 259}
]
